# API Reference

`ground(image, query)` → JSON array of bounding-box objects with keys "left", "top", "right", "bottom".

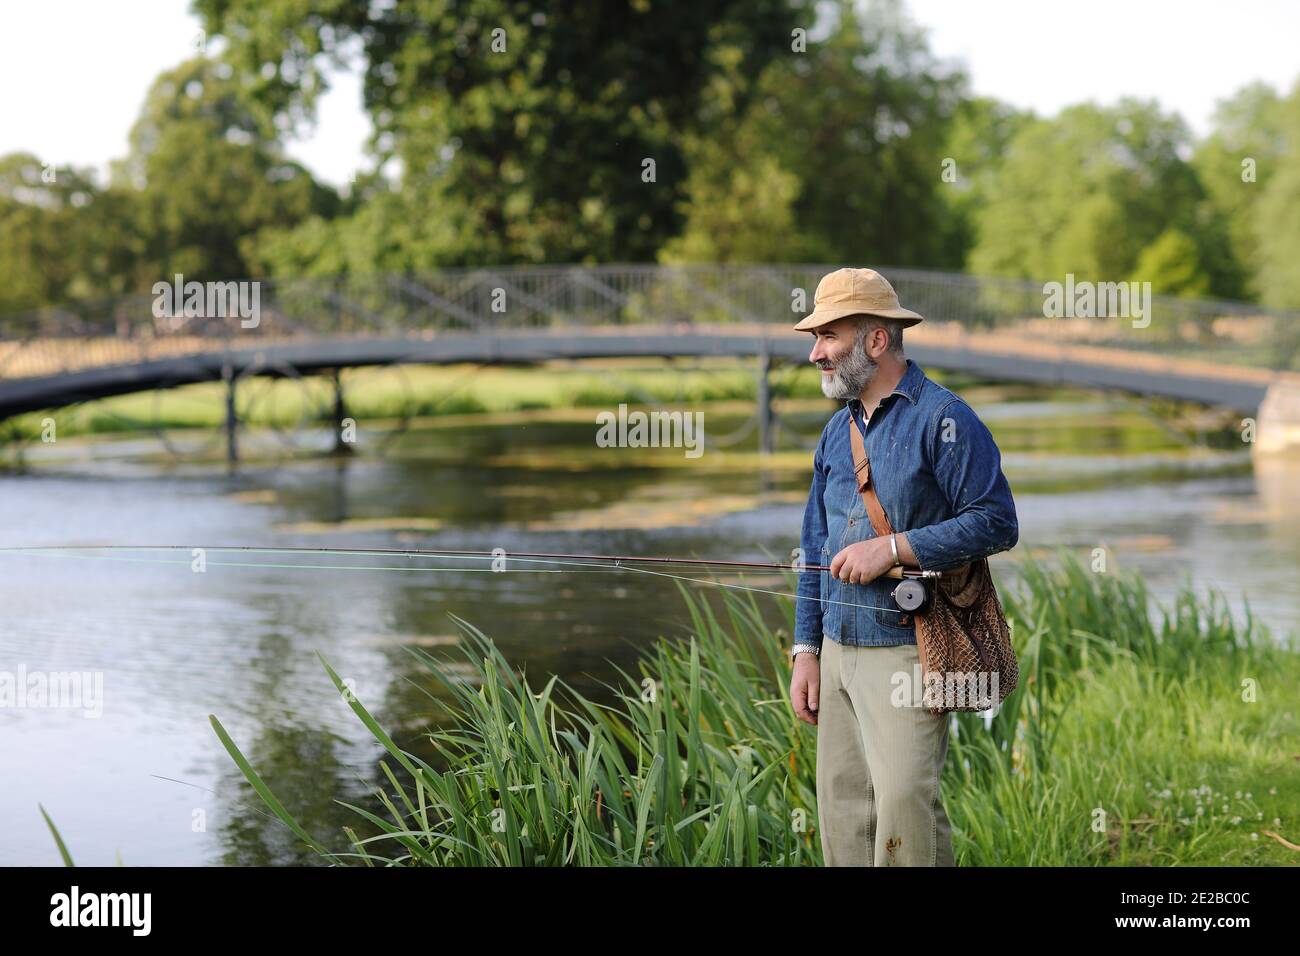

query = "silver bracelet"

[{"left": 791, "top": 642, "right": 821, "bottom": 660}]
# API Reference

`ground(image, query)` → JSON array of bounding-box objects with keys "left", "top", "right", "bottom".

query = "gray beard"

[{"left": 820, "top": 341, "right": 879, "bottom": 401}]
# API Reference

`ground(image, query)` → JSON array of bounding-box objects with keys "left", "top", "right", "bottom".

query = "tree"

[
  {"left": 1241, "top": 80, "right": 1300, "bottom": 309},
  {"left": 663, "top": 0, "right": 968, "bottom": 268},
  {"left": 1255, "top": 153, "right": 1300, "bottom": 309},
  {"left": 195, "top": 0, "right": 803, "bottom": 268},
  {"left": 1191, "top": 81, "right": 1289, "bottom": 301},
  {"left": 969, "top": 99, "right": 1232, "bottom": 293},
  {"left": 1130, "top": 228, "right": 1210, "bottom": 298},
  {"left": 659, "top": 150, "right": 830, "bottom": 264},
  {"left": 119, "top": 57, "right": 338, "bottom": 280},
  {"left": 0, "top": 153, "right": 69, "bottom": 313},
  {"left": 0, "top": 153, "right": 148, "bottom": 311},
  {"left": 935, "top": 95, "right": 1033, "bottom": 269}
]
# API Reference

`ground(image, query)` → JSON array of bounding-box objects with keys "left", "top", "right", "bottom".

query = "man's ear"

[{"left": 865, "top": 324, "right": 887, "bottom": 358}]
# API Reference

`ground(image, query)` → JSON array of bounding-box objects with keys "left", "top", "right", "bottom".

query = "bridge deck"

[{"left": 0, "top": 322, "right": 1291, "bottom": 419}]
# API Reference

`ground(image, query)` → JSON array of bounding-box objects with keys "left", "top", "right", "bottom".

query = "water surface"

[{"left": 2, "top": 388, "right": 1296, "bottom": 865}]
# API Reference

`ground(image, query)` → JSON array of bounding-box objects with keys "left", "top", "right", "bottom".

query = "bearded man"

[{"left": 788, "top": 267, "right": 1019, "bottom": 867}]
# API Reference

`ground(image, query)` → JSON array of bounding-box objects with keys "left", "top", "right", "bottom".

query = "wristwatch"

[{"left": 791, "top": 643, "right": 821, "bottom": 661}]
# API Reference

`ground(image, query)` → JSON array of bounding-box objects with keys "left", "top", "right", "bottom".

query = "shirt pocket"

[
  {"left": 875, "top": 606, "right": 914, "bottom": 630},
  {"left": 847, "top": 578, "right": 912, "bottom": 639}
]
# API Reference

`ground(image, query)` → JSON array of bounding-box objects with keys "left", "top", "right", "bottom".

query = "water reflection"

[{"left": 1, "top": 393, "right": 1296, "bottom": 865}]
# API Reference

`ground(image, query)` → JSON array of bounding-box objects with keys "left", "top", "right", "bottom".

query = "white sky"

[{"left": 1, "top": 0, "right": 1297, "bottom": 189}]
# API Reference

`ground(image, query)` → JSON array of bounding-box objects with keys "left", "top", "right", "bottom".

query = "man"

[{"left": 788, "top": 267, "right": 1019, "bottom": 867}]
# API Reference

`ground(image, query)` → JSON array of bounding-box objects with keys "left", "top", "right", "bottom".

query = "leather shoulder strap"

[{"left": 848, "top": 413, "right": 895, "bottom": 538}]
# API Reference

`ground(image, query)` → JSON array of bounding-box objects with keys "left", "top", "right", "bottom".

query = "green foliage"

[
  {"left": 666, "top": 0, "right": 967, "bottom": 268},
  {"left": 0, "top": 57, "right": 335, "bottom": 310},
  {"left": 212, "top": 589, "right": 819, "bottom": 865},
  {"left": 1130, "top": 228, "right": 1211, "bottom": 298},
  {"left": 660, "top": 152, "right": 826, "bottom": 264},
  {"left": 1253, "top": 138, "right": 1300, "bottom": 309},
  {"left": 935, "top": 96, "right": 1034, "bottom": 266},
  {"left": 122, "top": 58, "right": 338, "bottom": 280},
  {"left": 3, "top": 3, "right": 1300, "bottom": 310},
  {"left": 208, "top": 553, "right": 1299, "bottom": 866},
  {"left": 39, "top": 804, "right": 76, "bottom": 867},
  {"left": 0, "top": 154, "right": 70, "bottom": 312},
  {"left": 969, "top": 100, "right": 1218, "bottom": 287},
  {"left": 1190, "top": 81, "right": 1292, "bottom": 301},
  {"left": 243, "top": 189, "right": 463, "bottom": 276},
  {"left": 0, "top": 153, "right": 147, "bottom": 310},
  {"left": 200, "top": 0, "right": 800, "bottom": 269}
]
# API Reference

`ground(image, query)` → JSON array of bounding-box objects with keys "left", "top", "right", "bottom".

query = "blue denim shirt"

[{"left": 795, "top": 359, "right": 1019, "bottom": 650}]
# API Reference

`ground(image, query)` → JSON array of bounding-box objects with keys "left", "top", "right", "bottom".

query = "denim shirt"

[{"left": 795, "top": 359, "right": 1019, "bottom": 650}]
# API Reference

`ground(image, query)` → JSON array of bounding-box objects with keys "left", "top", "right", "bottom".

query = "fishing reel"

[{"left": 890, "top": 569, "right": 942, "bottom": 614}]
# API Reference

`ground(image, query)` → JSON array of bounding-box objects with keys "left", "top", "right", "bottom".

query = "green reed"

[{"left": 206, "top": 552, "right": 1299, "bottom": 866}]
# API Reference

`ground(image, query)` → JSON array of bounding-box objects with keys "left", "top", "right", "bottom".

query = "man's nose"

[{"left": 809, "top": 338, "right": 826, "bottom": 364}]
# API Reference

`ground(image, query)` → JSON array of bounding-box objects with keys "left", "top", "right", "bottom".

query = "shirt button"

[{"left": 847, "top": 517, "right": 856, "bottom": 526}]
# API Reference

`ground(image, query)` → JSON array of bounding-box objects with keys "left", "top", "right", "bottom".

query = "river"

[{"left": 2, "top": 378, "right": 1297, "bottom": 865}]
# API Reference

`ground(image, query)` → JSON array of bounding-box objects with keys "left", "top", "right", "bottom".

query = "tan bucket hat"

[{"left": 792, "top": 267, "right": 924, "bottom": 330}]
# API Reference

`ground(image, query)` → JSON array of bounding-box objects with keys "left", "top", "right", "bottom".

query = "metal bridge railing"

[{"left": 2, "top": 265, "right": 1297, "bottom": 381}]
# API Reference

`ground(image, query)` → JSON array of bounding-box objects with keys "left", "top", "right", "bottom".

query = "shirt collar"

[{"left": 849, "top": 359, "right": 924, "bottom": 416}]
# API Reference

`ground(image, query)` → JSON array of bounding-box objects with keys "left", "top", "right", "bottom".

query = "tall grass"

[
  {"left": 212, "top": 552, "right": 1300, "bottom": 865},
  {"left": 212, "top": 587, "right": 818, "bottom": 866}
]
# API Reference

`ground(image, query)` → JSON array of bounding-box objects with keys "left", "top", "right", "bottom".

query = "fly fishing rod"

[
  {"left": 371, "top": 546, "right": 948, "bottom": 596},
  {"left": 406, "top": 547, "right": 946, "bottom": 615},
  {"left": 1, "top": 543, "right": 945, "bottom": 576},
  {"left": 2, "top": 544, "right": 945, "bottom": 611}
]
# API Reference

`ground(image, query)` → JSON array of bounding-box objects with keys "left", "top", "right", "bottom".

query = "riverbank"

[
  {"left": 2, "top": 360, "right": 1242, "bottom": 453},
  {"left": 212, "top": 553, "right": 1300, "bottom": 866}
]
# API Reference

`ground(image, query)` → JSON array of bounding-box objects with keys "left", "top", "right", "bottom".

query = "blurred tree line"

[{"left": 2, "top": 0, "right": 1298, "bottom": 315}]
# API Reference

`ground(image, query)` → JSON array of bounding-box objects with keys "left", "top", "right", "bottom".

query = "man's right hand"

[{"left": 790, "top": 654, "right": 820, "bottom": 725}]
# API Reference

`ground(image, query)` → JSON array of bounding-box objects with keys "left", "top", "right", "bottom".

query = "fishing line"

[
  {"left": 0, "top": 545, "right": 905, "bottom": 614},
  {"left": 3, "top": 544, "right": 836, "bottom": 572},
  {"left": 2, "top": 549, "right": 572, "bottom": 574}
]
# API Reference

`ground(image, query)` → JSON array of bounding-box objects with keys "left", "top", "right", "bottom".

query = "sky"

[{"left": 1, "top": 0, "right": 1297, "bottom": 189}]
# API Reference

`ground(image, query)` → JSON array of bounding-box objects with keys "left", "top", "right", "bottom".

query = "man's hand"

[
  {"left": 790, "top": 654, "right": 820, "bottom": 725},
  {"left": 829, "top": 536, "right": 895, "bottom": 585}
]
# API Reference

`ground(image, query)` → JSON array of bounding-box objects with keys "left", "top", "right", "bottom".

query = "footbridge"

[{"left": 3, "top": 265, "right": 1298, "bottom": 456}]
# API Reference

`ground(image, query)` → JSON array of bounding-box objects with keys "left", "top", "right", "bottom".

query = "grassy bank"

[
  {"left": 4, "top": 360, "right": 828, "bottom": 440},
  {"left": 4, "top": 361, "right": 1244, "bottom": 487},
  {"left": 212, "top": 553, "right": 1300, "bottom": 866},
  {"left": 4, "top": 360, "right": 1232, "bottom": 449}
]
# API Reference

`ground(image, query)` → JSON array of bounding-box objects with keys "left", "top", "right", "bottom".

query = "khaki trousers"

[{"left": 815, "top": 637, "right": 956, "bottom": 866}]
